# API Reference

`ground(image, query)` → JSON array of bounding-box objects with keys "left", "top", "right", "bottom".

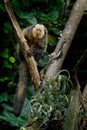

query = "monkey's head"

[{"left": 32, "top": 24, "right": 45, "bottom": 39}]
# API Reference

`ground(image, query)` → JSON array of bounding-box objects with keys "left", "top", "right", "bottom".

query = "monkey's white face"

[{"left": 32, "top": 24, "right": 45, "bottom": 39}]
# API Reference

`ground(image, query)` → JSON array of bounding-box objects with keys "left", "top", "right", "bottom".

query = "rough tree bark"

[{"left": 81, "top": 84, "right": 87, "bottom": 128}]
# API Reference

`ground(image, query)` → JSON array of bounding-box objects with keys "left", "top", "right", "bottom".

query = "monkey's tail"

[{"left": 13, "top": 61, "right": 28, "bottom": 116}]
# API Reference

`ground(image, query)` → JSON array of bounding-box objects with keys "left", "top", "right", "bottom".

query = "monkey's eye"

[{"left": 37, "top": 29, "right": 41, "bottom": 31}]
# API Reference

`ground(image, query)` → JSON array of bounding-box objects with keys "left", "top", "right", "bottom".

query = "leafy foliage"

[
  {"left": 22, "top": 70, "right": 73, "bottom": 129},
  {"left": 0, "top": 98, "right": 30, "bottom": 127}
]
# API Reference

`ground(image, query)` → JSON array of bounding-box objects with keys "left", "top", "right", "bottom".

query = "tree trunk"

[{"left": 43, "top": 0, "right": 87, "bottom": 80}]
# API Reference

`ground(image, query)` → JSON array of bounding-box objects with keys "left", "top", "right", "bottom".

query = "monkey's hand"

[{"left": 33, "top": 45, "right": 45, "bottom": 60}]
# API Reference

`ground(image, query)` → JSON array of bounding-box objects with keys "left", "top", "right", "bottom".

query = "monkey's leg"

[{"left": 13, "top": 61, "right": 28, "bottom": 116}]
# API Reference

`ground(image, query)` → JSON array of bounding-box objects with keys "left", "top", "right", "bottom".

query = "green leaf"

[
  {"left": 4, "top": 22, "right": 12, "bottom": 34},
  {"left": 48, "top": 34, "right": 57, "bottom": 45},
  {"left": 0, "top": 92, "right": 8, "bottom": 102},
  {"left": 0, "top": 77, "right": 9, "bottom": 82},
  {"left": 3, "top": 60, "right": 12, "bottom": 68},
  {"left": 0, "top": 103, "right": 28, "bottom": 127},
  {"left": 0, "top": 48, "right": 9, "bottom": 58},
  {"left": 12, "top": 0, "right": 20, "bottom": 15},
  {"left": 38, "top": 52, "right": 49, "bottom": 67},
  {"left": 19, "top": 12, "right": 37, "bottom": 24},
  {"left": 9, "top": 56, "right": 16, "bottom": 63},
  {"left": 1, "top": 103, "right": 13, "bottom": 112},
  {"left": 0, "top": 3, "right": 6, "bottom": 11},
  {"left": 22, "top": 0, "right": 30, "bottom": 6},
  {"left": 27, "top": 17, "right": 37, "bottom": 24},
  {"left": 20, "top": 98, "right": 30, "bottom": 118}
]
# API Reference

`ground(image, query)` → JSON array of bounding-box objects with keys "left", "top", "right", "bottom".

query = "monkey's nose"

[{"left": 36, "top": 30, "right": 41, "bottom": 35}]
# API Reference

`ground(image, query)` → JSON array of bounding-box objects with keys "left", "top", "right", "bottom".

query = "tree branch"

[
  {"left": 81, "top": 84, "right": 87, "bottom": 111},
  {"left": 72, "top": 49, "right": 87, "bottom": 91},
  {"left": 4, "top": 0, "right": 41, "bottom": 89},
  {"left": 73, "top": 49, "right": 87, "bottom": 73},
  {"left": 42, "top": 0, "right": 87, "bottom": 80}
]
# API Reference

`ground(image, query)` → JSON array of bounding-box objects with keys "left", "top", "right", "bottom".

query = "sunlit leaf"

[{"left": 9, "top": 56, "right": 16, "bottom": 63}]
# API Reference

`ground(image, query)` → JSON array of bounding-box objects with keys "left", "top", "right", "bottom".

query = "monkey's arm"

[
  {"left": 13, "top": 61, "right": 28, "bottom": 116},
  {"left": 23, "top": 25, "right": 35, "bottom": 57}
]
